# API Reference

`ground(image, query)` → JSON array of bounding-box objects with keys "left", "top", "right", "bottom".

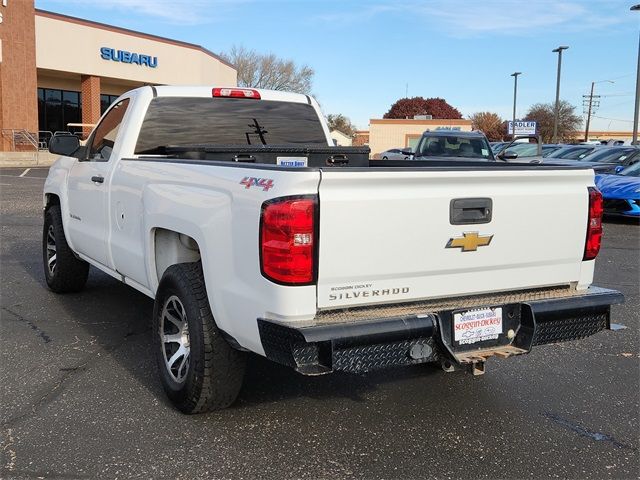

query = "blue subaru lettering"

[
  {"left": 100, "top": 47, "right": 112, "bottom": 61},
  {"left": 100, "top": 47, "right": 158, "bottom": 68}
]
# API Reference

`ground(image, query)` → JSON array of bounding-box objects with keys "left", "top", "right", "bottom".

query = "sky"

[{"left": 36, "top": 0, "right": 640, "bottom": 132}]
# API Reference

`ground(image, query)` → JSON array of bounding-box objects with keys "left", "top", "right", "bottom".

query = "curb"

[
  {"left": 0, "top": 160, "right": 55, "bottom": 167},
  {"left": 0, "top": 152, "right": 58, "bottom": 168}
]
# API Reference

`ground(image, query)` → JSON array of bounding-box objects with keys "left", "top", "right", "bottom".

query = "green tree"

[{"left": 524, "top": 101, "right": 582, "bottom": 143}]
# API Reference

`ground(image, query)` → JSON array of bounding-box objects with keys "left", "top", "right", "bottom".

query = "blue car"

[{"left": 595, "top": 162, "right": 640, "bottom": 218}]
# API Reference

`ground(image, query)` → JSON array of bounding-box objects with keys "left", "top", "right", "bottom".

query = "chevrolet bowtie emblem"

[{"left": 446, "top": 232, "right": 493, "bottom": 252}]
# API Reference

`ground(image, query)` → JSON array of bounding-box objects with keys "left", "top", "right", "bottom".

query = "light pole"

[
  {"left": 632, "top": 5, "right": 640, "bottom": 145},
  {"left": 511, "top": 72, "right": 522, "bottom": 139},
  {"left": 584, "top": 80, "right": 614, "bottom": 142},
  {"left": 552, "top": 46, "right": 569, "bottom": 143}
]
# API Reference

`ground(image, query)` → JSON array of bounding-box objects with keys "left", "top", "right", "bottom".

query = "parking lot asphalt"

[{"left": 1, "top": 167, "right": 638, "bottom": 479}]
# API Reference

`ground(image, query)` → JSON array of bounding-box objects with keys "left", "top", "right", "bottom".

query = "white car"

[
  {"left": 379, "top": 148, "right": 410, "bottom": 160},
  {"left": 43, "top": 85, "right": 622, "bottom": 413}
]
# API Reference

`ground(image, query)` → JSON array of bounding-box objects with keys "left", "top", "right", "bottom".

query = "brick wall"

[
  {"left": 353, "top": 131, "right": 369, "bottom": 146},
  {"left": 81, "top": 75, "right": 101, "bottom": 139},
  {"left": 0, "top": 0, "right": 38, "bottom": 151}
]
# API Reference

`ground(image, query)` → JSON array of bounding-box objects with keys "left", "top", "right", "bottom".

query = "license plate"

[{"left": 453, "top": 307, "right": 503, "bottom": 345}]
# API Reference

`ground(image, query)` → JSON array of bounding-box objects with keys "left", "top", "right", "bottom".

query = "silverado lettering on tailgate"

[{"left": 329, "top": 284, "right": 410, "bottom": 301}]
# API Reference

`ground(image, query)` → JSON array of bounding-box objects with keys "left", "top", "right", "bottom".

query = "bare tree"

[
  {"left": 326, "top": 114, "right": 356, "bottom": 137},
  {"left": 524, "top": 101, "right": 582, "bottom": 143},
  {"left": 221, "top": 46, "right": 314, "bottom": 94}
]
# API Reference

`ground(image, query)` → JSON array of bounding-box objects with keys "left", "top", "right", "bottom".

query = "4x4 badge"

[
  {"left": 446, "top": 232, "right": 493, "bottom": 252},
  {"left": 240, "top": 177, "right": 274, "bottom": 191}
]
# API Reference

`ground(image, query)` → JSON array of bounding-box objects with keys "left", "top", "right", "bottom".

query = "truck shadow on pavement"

[{"left": 16, "top": 251, "right": 441, "bottom": 412}]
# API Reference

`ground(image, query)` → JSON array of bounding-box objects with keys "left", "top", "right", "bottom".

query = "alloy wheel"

[
  {"left": 160, "top": 295, "right": 191, "bottom": 384},
  {"left": 46, "top": 225, "right": 57, "bottom": 276}
]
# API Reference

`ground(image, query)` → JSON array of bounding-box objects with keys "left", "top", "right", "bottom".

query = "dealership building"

[{"left": 0, "top": 1, "right": 236, "bottom": 151}]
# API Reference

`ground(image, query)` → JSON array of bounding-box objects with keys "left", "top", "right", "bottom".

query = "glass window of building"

[
  {"left": 100, "top": 94, "right": 120, "bottom": 115},
  {"left": 37, "top": 88, "right": 82, "bottom": 135},
  {"left": 62, "top": 91, "right": 81, "bottom": 132}
]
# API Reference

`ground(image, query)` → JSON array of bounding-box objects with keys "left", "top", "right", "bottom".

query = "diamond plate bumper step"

[{"left": 257, "top": 286, "right": 623, "bottom": 375}]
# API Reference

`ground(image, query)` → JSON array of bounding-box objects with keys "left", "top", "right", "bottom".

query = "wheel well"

[
  {"left": 45, "top": 193, "right": 60, "bottom": 208},
  {"left": 154, "top": 229, "right": 201, "bottom": 283}
]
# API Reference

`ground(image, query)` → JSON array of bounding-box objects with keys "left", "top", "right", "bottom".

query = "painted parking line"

[
  {"left": 0, "top": 174, "right": 45, "bottom": 179},
  {"left": 19, "top": 168, "right": 31, "bottom": 177}
]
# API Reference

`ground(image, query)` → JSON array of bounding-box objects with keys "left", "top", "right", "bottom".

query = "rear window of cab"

[{"left": 135, "top": 97, "right": 327, "bottom": 154}]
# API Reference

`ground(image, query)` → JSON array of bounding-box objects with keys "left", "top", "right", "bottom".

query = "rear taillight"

[
  {"left": 260, "top": 196, "right": 317, "bottom": 285},
  {"left": 212, "top": 88, "right": 261, "bottom": 99},
  {"left": 583, "top": 187, "right": 603, "bottom": 261}
]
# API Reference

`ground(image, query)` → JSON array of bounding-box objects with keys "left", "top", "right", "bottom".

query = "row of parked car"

[
  {"left": 490, "top": 141, "right": 639, "bottom": 219},
  {"left": 379, "top": 133, "right": 638, "bottom": 219},
  {"left": 490, "top": 141, "right": 639, "bottom": 171}
]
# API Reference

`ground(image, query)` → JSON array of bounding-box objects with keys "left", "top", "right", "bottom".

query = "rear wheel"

[
  {"left": 153, "top": 262, "right": 246, "bottom": 413},
  {"left": 42, "top": 204, "right": 89, "bottom": 293},
  {"left": 382, "top": 156, "right": 388, "bottom": 160}
]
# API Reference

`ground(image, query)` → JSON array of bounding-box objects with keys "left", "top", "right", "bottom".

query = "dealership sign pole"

[
  {"left": 632, "top": 5, "right": 639, "bottom": 145},
  {"left": 552, "top": 46, "right": 569, "bottom": 144},
  {"left": 511, "top": 72, "right": 522, "bottom": 139}
]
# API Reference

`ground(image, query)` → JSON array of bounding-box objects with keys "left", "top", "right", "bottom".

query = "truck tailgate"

[{"left": 317, "top": 168, "right": 592, "bottom": 309}]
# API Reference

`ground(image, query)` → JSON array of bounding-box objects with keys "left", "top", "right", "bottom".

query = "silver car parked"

[{"left": 379, "top": 148, "right": 411, "bottom": 160}]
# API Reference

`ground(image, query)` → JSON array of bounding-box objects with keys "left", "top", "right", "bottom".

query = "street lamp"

[
  {"left": 631, "top": 4, "right": 640, "bottom": 145},
  {"left": 511, "top": 72, "right": 522, "bottom": 139},
  {"left": 552, "top": 46, "right": 569, "bottom": 144},
  {"left": 584, "top": 79, "right": 614, "bottom": 142}
]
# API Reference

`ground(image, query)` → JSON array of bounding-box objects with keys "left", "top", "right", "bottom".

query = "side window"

[{"left": 88, "top": 98, "right": 130, "bottom": 161}]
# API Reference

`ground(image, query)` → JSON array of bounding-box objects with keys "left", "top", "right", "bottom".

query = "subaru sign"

[
  {"left": 100, "top": 47, "right": 158, "bottom": 68},
  {"left": 508, "top": 121, "right": 537, "bottom": 135}
]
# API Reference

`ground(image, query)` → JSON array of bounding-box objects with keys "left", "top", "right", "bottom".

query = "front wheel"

[
  {"left": 153, "top": 262, "right": 246, "bottom": 413},
  {"left": 42, "top": 204, "right": 89, "bottom": 293},
  {"left": 382, "top": 156, "right": 388, "bottom": 160}
]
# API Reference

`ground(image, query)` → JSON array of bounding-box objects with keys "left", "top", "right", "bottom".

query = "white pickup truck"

[{"left": 43, "top": 86, "right": 623, "bottom": 413}]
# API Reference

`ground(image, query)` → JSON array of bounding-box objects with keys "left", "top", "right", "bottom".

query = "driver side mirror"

[
  {"left": 49, "top": 134, "right": 80, "bottom": 157},
  {"left": 614, "top": 165, "right": 624, "bottom": 174},
  {"left": 498, "top": 151, "right": 519, "bottom": 161}
]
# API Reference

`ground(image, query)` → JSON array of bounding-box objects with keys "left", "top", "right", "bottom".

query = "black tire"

[
  {"left": 43, "top": 204, "right": 89, "bottom": 293},
  {"left": 382, "top": 156, "right": 388, "bottom": 160},
  {"left": 153, "top": 262, "right": 246, "bottom": 413}
]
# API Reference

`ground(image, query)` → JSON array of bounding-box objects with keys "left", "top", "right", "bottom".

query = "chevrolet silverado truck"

[{"left": 43, "top": 86, "right": 623, "bottom": 413}]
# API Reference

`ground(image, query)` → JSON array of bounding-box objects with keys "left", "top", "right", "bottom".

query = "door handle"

[
  {"left": 450, "top": 198, "right": 492, "bottom": 225},
  {"left": 232, "top": 154, "right": 256, "bottom": 162},
  {"left": 326, "top": 154, "right": 349, "bottom": 166},
  {"left": 91, "top": 175, "right": 104, "bottom": 184}
]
